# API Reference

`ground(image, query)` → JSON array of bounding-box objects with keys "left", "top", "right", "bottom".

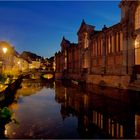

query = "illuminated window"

[
  {"left": 84, "top": 94, "right": 88, "bottom": 108},
  {"left": 84, "top": 33, "right": 88, "bottom": 48},
  {"left": 135, "top": 35, "right": 140, "bottom": 64},
  {"left": 135, "top": 5, "right": 140, "bottom": 30}
]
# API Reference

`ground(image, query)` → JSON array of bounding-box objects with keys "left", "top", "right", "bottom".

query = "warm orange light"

[
  {"left": 2, "top": 47, "right": 8, "bottom": 54},
  {"left": 43, "top": 74, "right": 53, "bottom": 79},
  {"left": 135, "top": 41, "right": 139, "bottom": 48},
  {"left": 17, "top": 61, "right": 20, "bottom": 65}
]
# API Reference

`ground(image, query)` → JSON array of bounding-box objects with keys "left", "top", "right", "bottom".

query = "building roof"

[{"left": 77, "top": 19, "right": 95, "bottom": 35}]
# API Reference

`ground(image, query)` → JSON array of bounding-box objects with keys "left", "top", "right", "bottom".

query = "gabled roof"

[
  {"left": 60, "top": 36, "right": 71, "bottom": 51},
  {"left": 77, "top": 19, "right": 95, "bottom": 35},
  {"left": 61, "top": 36, "right": 70, "bottom": 46}
]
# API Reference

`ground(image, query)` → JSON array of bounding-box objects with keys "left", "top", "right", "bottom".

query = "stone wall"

[
  {"left": 87, "top": 74, "right": 130, "bottom": 89},
  {"left": 68, "top": 73, "right": 81, "bottom": 81}
]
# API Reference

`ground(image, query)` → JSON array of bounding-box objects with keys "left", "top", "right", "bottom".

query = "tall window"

[
  {"left": 100, "top": 39, "right": 102, "bottom": 55},
  {"left": 98, "top": 38, "right": 101, "bottom": 56},
  {"left": 135, "top": 5, "right": 140, "bottom": 30},
  {"left": 94, "top": 41, "right": 97, "bottom": 57},
  {"left": 135, "top": 34, "right": 140, "bottom": 64},
  {"left": 109, "top": 35, "right": 112, "bottom": 54},
  {"left": 106, "top": 36, "right": 109, "bottom": 55},
  {"left": 118, "top": 32, "right": 120, "bottom": 52},
  {"left": 120, "top": 32, "right": 123, "bottom": 51},
  {"left": 84, "top": 33, "right": 88, "bottom": 48},
  {"left": 111, "top": 35, "right": 114, "bottom": 53},
  {"left": 116, "top": 33, "right": 118, "bottom": 52},
  {"left": 108, "top": 36, "right": 111, "bottom": 54}
]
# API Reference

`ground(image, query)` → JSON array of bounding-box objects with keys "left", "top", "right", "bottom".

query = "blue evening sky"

[{"left": 0, "top": 1, "right": 121, "bottom": 58}]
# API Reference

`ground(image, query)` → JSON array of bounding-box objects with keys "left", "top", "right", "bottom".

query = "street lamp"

[{"left": 2, "top": 47, "right": 8, "bottom": 54}]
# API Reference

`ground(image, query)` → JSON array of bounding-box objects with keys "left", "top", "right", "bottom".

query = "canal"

[{"left": 2, "top": 77, "right": 140, "bottom": 139}]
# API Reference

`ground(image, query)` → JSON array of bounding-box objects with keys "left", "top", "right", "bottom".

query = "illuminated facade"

[
  {"left": 13, "top": 56, "right": 29, "bottom": 74},
  {"left": 0, "top": 41, "right": 30, "bottom": 76},
  {"left": 55, "top": 1, "right": 140, "bottom": 89},
  {"left": 0, "top": 41, "right": 15, "bottom": 75}
]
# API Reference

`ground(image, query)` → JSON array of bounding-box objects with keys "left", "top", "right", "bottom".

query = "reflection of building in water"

[
  {"left": 16, "top": 79, "right": 54, "bottom": 97},
  {"left": 135, "top": 114, "right": 140, "bottom": 138},
  {"left": 92, "top": 110, "right": 135, "bottom": 139},
  {"left": 55, "top": 82, "right": 138, "bottom": 139}
]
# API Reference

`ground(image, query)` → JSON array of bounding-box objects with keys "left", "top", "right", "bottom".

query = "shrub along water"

[{"left": 0, "top": 107, "right": 19, "bottom": 138}]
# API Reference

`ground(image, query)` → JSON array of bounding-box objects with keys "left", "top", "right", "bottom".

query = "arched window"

[{"left": 135, "top": 5, "right": 140, "bottom": 30}]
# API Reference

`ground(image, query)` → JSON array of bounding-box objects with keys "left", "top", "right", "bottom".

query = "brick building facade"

[{"left": 55, "top": 0, "right": 140, "bottom": 89}]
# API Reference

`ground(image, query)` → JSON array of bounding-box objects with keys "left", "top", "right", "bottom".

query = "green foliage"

[
  {"left": 0, "top": 74, "right": 7, "bottom": 84},
  {"left": 0, "top": 107, "right": 12, "bottom": 119},
  {"left": 0, "top": 107, "right": 19, "bottom": 126},
  {"left": 0, "top": 74, "right": 14, "bottom": 85}
]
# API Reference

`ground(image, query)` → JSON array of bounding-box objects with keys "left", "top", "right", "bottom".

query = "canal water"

[{"left": 3, "top": 78, "right": 140, "bottom": 139}]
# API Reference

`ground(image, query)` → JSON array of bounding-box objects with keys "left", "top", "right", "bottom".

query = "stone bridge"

[{"left": 23, "top": 69, "right": 55, "bottom": 80}]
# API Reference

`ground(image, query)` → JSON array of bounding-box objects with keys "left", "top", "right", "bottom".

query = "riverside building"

[{"left": 55, "top": 0, "right": 140, "bottom": 89}]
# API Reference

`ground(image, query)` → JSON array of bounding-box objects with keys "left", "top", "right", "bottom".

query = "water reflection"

[
  {"left": 55, "top": 82, "right": 140, "bottom": 139},
  {"left": 3, "top": 79, "right": 140, "bottom": 139}
]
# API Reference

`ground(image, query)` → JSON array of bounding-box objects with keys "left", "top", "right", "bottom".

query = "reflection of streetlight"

[{"left": 2, "top": 47, "right": 8, "bottom": 54}]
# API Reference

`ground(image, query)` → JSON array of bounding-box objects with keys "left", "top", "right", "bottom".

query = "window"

[
  {"left": 100, "top": 39, "right": 103, "bottom": 55},
  {"left": 108, "top": 35, "right": 112, "bottom": 54},
  {"left": 116, "top": 33, "right": 118, "bottom": 52},
  {"left": 118, "top": 32, "right": 120, "bottom": 52},
  {"left": 84, "top": 33, "right": 88, "bottom": 48},
  {"left": 93, "top": 41, "right": 97, "bottom": 57},
  {"left": 98, "top": 39, "right": 101, "bottom": 55},
  {"left": 120, "top": 32, "right": 123, "bottom": 51},
  {"left": 135, "top": 5, "right": 140, "bottom": 30},
  {"left": 112, "top": 35, "right": 114, "bottom": 53},
  {"left": 135, "top": 34, "right": 140, "bottom": 64}
]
